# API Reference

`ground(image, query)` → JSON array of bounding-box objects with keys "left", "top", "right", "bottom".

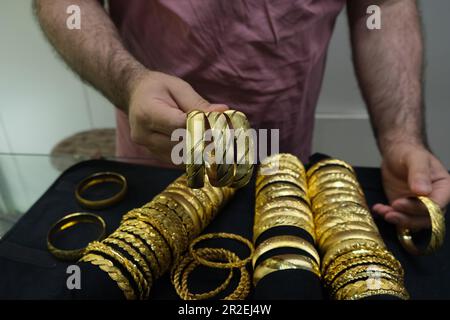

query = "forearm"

[
  {"left": 348, "top": 0, "right": 426, "bottom": 154},
  {"left": 34, "top": 0, "right": 147, "bottom": 111}
]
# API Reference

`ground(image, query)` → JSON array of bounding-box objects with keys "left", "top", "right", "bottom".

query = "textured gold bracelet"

[
  {"left": 79, "top": 253, "right": 136, "bottom": 300},
  {"left": 110, "top": 230, "right": 161, "bottom": 278},
  {"left": 313, "top": 201, "right": 371, "bottom": 222},
  {"left": 260, "top": 153, "right": 305, "bottom": 175},
  {"left": 186, "top": 110, "right": 206, "bottom": 188},
  {"left": 306, "top": 159, "right": 355, "bottom": 179},
  {"left": 334, "top": 279, "right": 409, "bottom": 300},
  {"left": 312, "top": 195, "right": 367, "bottom": 211},
  {"left": 253, "top": 215, "right": 316, "bottom": 244},
  {"left": 256, "top": 174, "right": 307, "bottom": 196},
  {"left": 189, "top": 233, "right": 254, "bottom": 269},
  {"left": 85, "top": 241, "right": 149, "bottom": 299},
  {"left": 252, "top": 235, "right": 320, "bottom": 267},
  {"left": 308, "top": 170, "right": 357, "bottom": 187},
  {"left": 253, "top": 254, "right": 320, "bottom": 286},
  {"left": 224, "top": 110, "right": 255, "bottom": 188},
  {"left": 397, "top": 196, "right": 446, "bottom": 255}
]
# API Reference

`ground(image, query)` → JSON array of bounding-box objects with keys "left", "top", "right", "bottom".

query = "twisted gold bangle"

[
  {"left": 79, "top": 253, "right": 136, "bottom": 300},
  {"left": 189, "top": 233, "right": 254, "bottom": 269},
  {"left": 397, "top": 196, "right": 446, "bottom": 255}
]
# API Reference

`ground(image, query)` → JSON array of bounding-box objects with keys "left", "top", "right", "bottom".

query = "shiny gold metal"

[{"left": 186, "top": 111, "right": 206, "bottom": 188}]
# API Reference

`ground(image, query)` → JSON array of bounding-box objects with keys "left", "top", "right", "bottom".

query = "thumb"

[
  {"left": 169, "top": 79, "right": 228, "bottom": 113},
  {"left": 407, "top": 151, "right": 432, "bottom": 195}
]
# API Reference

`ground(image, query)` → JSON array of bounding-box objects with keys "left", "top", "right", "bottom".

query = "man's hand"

[
  {"left": 128, "top": 71, "right": 228, "bottom": 163},
  {"left": 373, "top": 143, "right": 450, "bottom": 231}
]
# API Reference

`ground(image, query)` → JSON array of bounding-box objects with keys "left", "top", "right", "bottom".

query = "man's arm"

[
  {"left": 35, "top": 0, "right": 227, "bottom": 163},
  {"left": 347, "top": 0, "right": 450, "bottom": 230},
  {"left": 34, "top": 0, "right": 144, "bottom": 111}
]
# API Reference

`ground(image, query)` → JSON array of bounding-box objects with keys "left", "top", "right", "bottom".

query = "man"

[{"left": 35, "top": 0, "right": 449, "bottom": 231}]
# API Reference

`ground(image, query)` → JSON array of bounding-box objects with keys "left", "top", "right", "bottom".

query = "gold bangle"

[
  {"left": 252, "top": 235, "right": 320, "bottom": 267},
  {"left": 254, "top": 214, "right": 315, "bottom": 243},
  {"left": 334, "top": 279, "right": 409, "bottom": 300},
  {"left": 204, "top": 112, "right": 235, "bottom": 187},
  {"left": 308, "top": 171, "right": 358, "bottom": 189},
  {"left": 164, "top": 186, "right": 208, "bottom": 230},
  {"left": 253, "top": 254, "right": 320, "bottom": 286},
  {"left": 103, "top": 237, "right": 153, "bottom": 283},
  {"left": 47, "top": 212, "right": 106, "bottom": 261},
  {"left": 150, "top": 194, "right": 200, "bottom": 240},
  {"left": 255, "top": 205, "right": 313, "bottom": 226},
  {"left": 75, "top": 172, "right": 127, "bottom": 209},
  {"left": 315, "top": 208, "right": 375, "bottom": 231},
  {"left": 322, "top": 238, "right": 386, "bottom": 273},
  {"left": 186, "top": 110, "right": 206, "bottom": 188},
  {"left": 306, "top": 159, "right": 355, "bottom": 179},
  {"left": 260, "top": 153, "right": 305, "bottom": 176},
  {"left": 189, "top": 233, "right": 254, "bottom": 269},
  {"left": 320, "top": 230, "right": 383, "bottom": 254},
  {"left": 119, "top": 221, "right": 172, "bottom": 272},
  {"left": 257, "top": 186, "right": 309, "bottom": 206},
  {"left": 317, "top": 222, "right": 379, "bottom": 246},
  {"left": 256, "top": 175, "right": 307, "bottom": 196},
  {"left": 397, "top": 196, "right": 446, "bottom": 255},
  {"left": 85, "top": 241, "right": 149, "bottom": 299},
  {"left": 313, "top": 201, "right": 370, "bottom": 222},
  {"left": 110, "top": 230, "right": 162, "bottom": 278},
  {"left": 224, "top": 110, "right": 255, "bottom": 188},
  {"left": 255, "top": 199, "right": 312, "bottom": 219},
  {"left": 312, "top": 195, "right": 367, "bottom": 211},
  {"left": 309, "top": 183, "right": 363, "bottom": 200},
  {"left": 79, "top": 253, "right": 136, "bottom": 300}
]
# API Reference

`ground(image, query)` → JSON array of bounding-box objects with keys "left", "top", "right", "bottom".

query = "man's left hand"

[{"left": 373, "top": 143, "right": 450, "bottom": 231}]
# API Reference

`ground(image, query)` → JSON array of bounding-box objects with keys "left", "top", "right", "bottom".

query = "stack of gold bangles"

[
  {"left": 79, "top": 174, "right": 235, "bottom": 300},
  {"left": 252, "top": 154, "right": 320, "bottom": 287},
  {"left": 307, "top": 158, "right": 409, "bottom": 300},
  {"left": 186, "top": 110, "right": 254, "bottom": 189}
]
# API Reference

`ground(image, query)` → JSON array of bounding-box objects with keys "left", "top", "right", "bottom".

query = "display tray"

[{"left": 0, "top": 157, "right": 449, "bottom": 299}]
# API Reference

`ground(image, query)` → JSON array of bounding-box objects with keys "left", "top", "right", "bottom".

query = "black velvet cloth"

[{"left": 0, "top": 158, "right": 449, "bottom": 300}]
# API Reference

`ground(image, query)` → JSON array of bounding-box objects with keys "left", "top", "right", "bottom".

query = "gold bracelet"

[
  {"left": 170, "top": 185, "right": 214, "bottom": 226},
  {"left": 75, "top": 172, "right": 127, "bottom": 209},
  {"left": 150, "top": 194, "right": 200, "bottom": 240},
  {"left": 312, "top": 195, "right": 367, "bottom": 212},
  {"left": 252, "top": 235, "right": 320, "bottom": 267},
  {"left": 110, "top": 230, "right": 162, "bottom": 278},
  {"left": 255, "top": 199, "right": 312, "bottom": 219},
  {"left": 253, "top": 215, "right": 316, "bottom": 244},
  {"left": 256, "top": 206, "right": 313, "bottom": 226},
  {"left": 205, "top": 112, "right": 235, "bottom": 187},
  {"left": 321, "top": 238, "right": 386, "bottom": 273},
  {"left": 313, "top": 201, "right": 370, "bottom": 222},
  {"left": 189, "top": 233, "right": 254, "bottom": 269},
  {"left": 253, "top": 254, "right": 320, "bottom": 286},
  {"left": 224, "top": 110, "right": 255, "bottom": 188},
  {"left": 260, "top": 153, "right": 305, "bottom": 173},
  {"left": 119, "top": 221, "right": 172, "bottom": 272},
  {"left": 309, "top": 176, "right": 361, "bottom": 193},
  {"left": 308, "top": 168, "right": 356, "bottom": 184},
  {"left": 79, "top": 253, "right": 136, "bottom": 300},
  {"left": 320, "top": 230, "right": 383, "bottom": 255},
  {"left": 315, "top": 210, "right": 376, "bottom": 233},
  {"left": 85, "top": 241, "right": 149, "bottom": 299},
  {"left": 310, "top": 184, "right": 364, "bottom": 201},
  {"left": 334, "top": 279, "right": 409, "bottom": 300},
  {"left": 318, "top": 222, "right": 379, "bottom": 247},
  {"left": 256, "top": 175, "right": 307, "bottom": 196},
  {"left": 47, "top": 212, "right": 106, "bottom": 261},
  {"left": 306, "top": 159, "right": 355, "bottom": 179},
  {"left": 172, "top": 247, "right": 250, "bottom": 300},
  {"left": 186, "top": 110, "right": 206, "bottom": 188},
  {"left": 103, "top": 237, "right": 153, "bottom": 283},
  {"left": 397, "top": 196, "right": 446, "bottom": 255}
]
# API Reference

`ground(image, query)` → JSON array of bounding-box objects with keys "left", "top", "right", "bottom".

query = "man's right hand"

[{"left": 128, "top": 71, "right": 228, "bottom": 164}]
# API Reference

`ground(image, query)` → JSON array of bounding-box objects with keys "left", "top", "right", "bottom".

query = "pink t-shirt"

[{"left": 109, "top": 0, "right": 345, "bottom": 166}]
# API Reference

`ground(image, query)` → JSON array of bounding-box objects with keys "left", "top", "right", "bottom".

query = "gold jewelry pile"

[
  {"left": 171, "top": 232, "right": 254, "bottom": 300},
  {"left": 79, "top": 174, "right": 235, "bottom": 300},
  {"left": 186, "top": 110, "right": 254, "bottom": 189},
  {"left": 252, "top": 154, "right": 320, "bottom": 286},
  {"left": 307, "top": 158, "right": 409, "bottom": 300}
]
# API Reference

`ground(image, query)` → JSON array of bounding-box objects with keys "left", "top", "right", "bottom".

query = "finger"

[
  {"left": 143, "top": 131, "right": 178, "bottom": 164},
  {"left": 391, "top": 198, "right": 429, "bottom": 217},
  {"left": 372, "top": 203, "right": 394, "bottom": 217},
  {"left": 406, "top": 151, "right": 432, "bottom": 195},
  {"left": 145, "top": 100, "right": 186, "bottom": 136},
  {"left": 384, "top": 210, "right": 431, "bottom": 231}
]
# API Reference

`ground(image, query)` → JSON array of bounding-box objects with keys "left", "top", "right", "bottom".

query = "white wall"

[{"left": 0, "top": 0, "right": 449, "bottom": 217}]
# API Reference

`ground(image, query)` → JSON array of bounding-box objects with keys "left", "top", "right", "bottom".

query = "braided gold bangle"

[
  {"left": 85, "top": 241, "right": 149, "bottom": 299},
  {"left": 189, "top": 233, "right": 255, "bottom": 269},
  {"left": 224, "top": 110, "right": 255, "bottom": 188},
  {"left": 186, "top": 111, "right": 206, "bottom": 188},
  {"left": 252, "top": 235, "right": 320, "bottom": 267},
  {"left": 334, "top": 279, "right": 409, "bottom": 300},
  {"left": 253, "top": 254, "right": 320, "bottom": 286},
  {"left": 397, "top": 196, "right": 446, "bottom": 255},
  {"left": 103, "top": 237, "right": 153, "bottom": 283},
  {"left": 119, "top": 221, "right": 172, "bottom": 272},
  {"left": 171, "top": 248, "right": 236, "bottom": 300},
  {"left": 79, "top": 253, "right": 136, "bottom": 300},
  {"left": 110, "top": 230, "right": 161, "bottom": 278}
]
